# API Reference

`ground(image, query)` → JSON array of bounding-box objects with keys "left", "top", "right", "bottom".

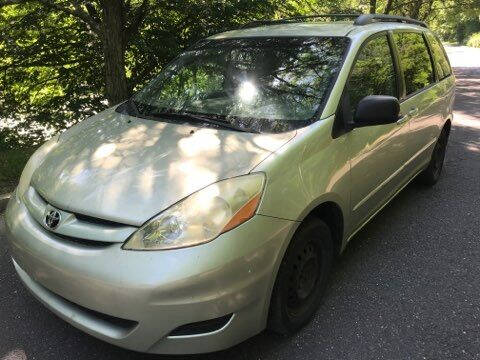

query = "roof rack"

[
  {"left": 354, "top": 14, "right": 427, "bottom": 28},
  {"left": 241, "top": 14, "right": 362, "bottom": 29},
  {"left": 241, "top": 13, "right": 427, "bottom": 30}
]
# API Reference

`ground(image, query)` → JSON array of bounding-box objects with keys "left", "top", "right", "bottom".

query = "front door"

[{"left": 345, "top": 33, "right": 412, "bottom": 230}]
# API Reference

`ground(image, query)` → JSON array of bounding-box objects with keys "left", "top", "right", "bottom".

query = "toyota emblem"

[{"left": 45, "top": 210, "right": 61, "bottom": 230}]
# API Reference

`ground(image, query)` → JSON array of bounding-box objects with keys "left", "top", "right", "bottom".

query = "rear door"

[
  {"left": 391, "top": 31, "right": 441, "bottom": 173},
  {"left": 346, "top": 33, "right": 411, "bottom": 229},
  {"left": 425, "top": 32, "right": 456, "bottom": 130}
]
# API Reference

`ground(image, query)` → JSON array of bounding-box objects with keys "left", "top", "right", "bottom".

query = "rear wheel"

[
  {"left": 418, "top": 126, "right": 449, "bottom": 186},
  {"left": 268, "top": 218, "right": 333, "bottom": 335}
]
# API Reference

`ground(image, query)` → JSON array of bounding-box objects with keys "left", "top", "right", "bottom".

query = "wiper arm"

[
  {"left": 127, "top": 98, "right": 140, "bottom": 116},
  {"left": 147, "top": 111, "right": 258, "bottom": 133}
]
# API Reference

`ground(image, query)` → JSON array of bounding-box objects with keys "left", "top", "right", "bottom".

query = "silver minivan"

[{"left": 5, "top": 14, "right": 455, "bottom": 354}]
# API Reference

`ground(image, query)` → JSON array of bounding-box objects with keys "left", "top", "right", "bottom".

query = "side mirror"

[{"left": 354, "top": 95, "right": 400, "bottom": 127}]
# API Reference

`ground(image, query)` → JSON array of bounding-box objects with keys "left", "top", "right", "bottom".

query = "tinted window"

[
  {"left": 347, "top": 35, "right": 397, "bottom": 114},
  {"left": 393, "top": 32, "right": 434, "bottom": 95},
  {"left": 128, "top": 37, "right": 349, "bottom": 133},
  {"left": 426, "top": 33, "right": 452, "bottom": 80}
]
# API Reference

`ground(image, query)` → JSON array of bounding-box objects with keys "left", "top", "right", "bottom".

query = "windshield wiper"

[
  {"left": 145, "top": 111, "right": 258, "bottom": 133},
  {"left": 127, "top": 98, "right": 140, "bottom": 116}
]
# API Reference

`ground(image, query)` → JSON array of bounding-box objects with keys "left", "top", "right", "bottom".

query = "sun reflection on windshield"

[{"left": 238, "top": 81, "right": 258, "bottom": 104}]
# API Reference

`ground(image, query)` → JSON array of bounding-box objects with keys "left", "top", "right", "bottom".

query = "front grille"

[
  {"left": 23, "top": 186, "right": 138, "bottom": 246},
  {"left": 52, "top": 233, "right": 115, "bottom": 248},
  {"left": 36, "top": 188, "right": 127, "bottom": 228},
  {"left": 75, "top": 212, "right": 129, "bottom": 228}
]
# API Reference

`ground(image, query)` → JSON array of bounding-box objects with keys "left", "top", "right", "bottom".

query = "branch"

[
  {"left": 0, "top": 0, "right": 102, "bottom": 34},
  {"left": 38, "top": 0, "right": 101, "bottom": 34},
  {"left": 84, "top": 1, "right": 100, "bottom": 23},
  {"left": 1, "top": 0, "right": 102, "bottom": 34}
]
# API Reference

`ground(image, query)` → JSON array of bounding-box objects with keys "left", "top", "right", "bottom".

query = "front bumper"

[{"left": 4, "top": 195, "right": 297, "bottom": 354}]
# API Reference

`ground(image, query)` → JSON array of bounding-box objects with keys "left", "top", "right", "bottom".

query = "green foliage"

[
  {"left": 455, "top": 20, "right": 480, "bottom": 44},
  {"left": 467, "top": 32, "right": 480, "bottom": 47},
  {"left": 0, "top": 2, "right": 104, "bottom": 147},
  {"left": 428, "top": 1, "right": 480, "bottom": 43}
]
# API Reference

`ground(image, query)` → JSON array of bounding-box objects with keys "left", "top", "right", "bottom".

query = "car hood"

[{"left": 31, "top": 108, "right": 295, "bottom": 226}]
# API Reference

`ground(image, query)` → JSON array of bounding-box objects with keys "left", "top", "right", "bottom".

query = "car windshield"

[{"left": 125, "top": 36, "right": 349, "bottom": 133}]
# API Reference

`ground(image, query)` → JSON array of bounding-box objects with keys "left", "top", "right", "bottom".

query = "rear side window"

[
  {"left": 426, "top": 33, "right": 452, "bottom": 80},
  {"left": 347, "top": 35, "right": 397, "bottom": 114},
  {"left": 393, "top": 32, "right": 434, "bottom": 96}
]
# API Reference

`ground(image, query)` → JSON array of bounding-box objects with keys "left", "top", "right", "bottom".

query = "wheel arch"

[
  {"left": 263, "top": 200, "right": 345, "bottom": 331},
  {"left": 444, "top": 118, "right": 452, "bottom": 136},
  {"left": 261, "top": 198, "right": 346, "bottom": 328},
  {"left": 303, "top": 201, "right": 345, "bottom": 256}
]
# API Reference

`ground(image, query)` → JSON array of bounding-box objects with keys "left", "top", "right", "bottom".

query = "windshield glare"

[{"left": 131, "top": 36, "right": 349, "bottom": 133}]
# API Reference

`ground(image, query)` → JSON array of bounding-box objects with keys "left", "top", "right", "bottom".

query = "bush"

[{"left": 467, "top": 33, "right": 480, "bottom": 48}]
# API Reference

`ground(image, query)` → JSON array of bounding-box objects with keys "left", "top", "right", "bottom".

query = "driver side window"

[{"left": 347, "top": 35, "right": 397, "bottom": 116}]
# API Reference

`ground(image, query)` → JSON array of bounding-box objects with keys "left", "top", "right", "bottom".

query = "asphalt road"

[{"left": 1, "top": 47, "right": 479, "bottom": 360}]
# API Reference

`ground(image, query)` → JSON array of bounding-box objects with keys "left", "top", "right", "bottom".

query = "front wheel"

[
  {"left": 418, "top": 126, "right": 449, "bottom": 186},
  {"left": 268, "top": 218, "right": 333, "bottom": 335}
]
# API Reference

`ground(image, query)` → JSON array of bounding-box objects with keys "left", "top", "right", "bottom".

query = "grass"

[{"left": 0, "top": 148, "right": 37, "bottom": 194}]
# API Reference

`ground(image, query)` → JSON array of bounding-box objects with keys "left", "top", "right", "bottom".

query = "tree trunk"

[
  {"left": 101, "top": 0, "right": 129, "bottom": 105},
  {"left": 384, "top": 0, "right": 394, "bottom": 14},
  {"left": 369, "top": 0, "right": 377, "bottom": 14}
]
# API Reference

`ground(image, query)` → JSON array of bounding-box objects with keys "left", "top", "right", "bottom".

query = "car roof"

[
  {"left": 208, "top": 22, "right": 356, "bottom": 39},
  {"left": 208, "top": 21, "right": 429, "bottom": 41}
]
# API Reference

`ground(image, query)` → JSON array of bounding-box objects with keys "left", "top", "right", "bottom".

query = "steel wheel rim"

[{"left": 286, "top": 241, "right": 321, "bottom": 316}]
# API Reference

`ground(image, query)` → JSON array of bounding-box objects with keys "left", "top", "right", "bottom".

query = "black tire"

[
  {"left": 268, "top": 218, "right": 333, "bottom": 335},
  {"left": 418, "top": 126, "right": 449, "bottom": 186}
]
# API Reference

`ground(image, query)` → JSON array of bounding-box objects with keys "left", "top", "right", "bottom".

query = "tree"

[{"left": 0, "top": 0, "right": 149, "bottom": 105}]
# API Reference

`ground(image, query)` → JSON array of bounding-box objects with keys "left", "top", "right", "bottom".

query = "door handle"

[{"left": 397, "top": 115, "right": 409, "bottom": 124}]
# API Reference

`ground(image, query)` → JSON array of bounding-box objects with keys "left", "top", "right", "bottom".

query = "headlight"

[{"left": 123, "top": 173, "right": 265, "bottom": 250}]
